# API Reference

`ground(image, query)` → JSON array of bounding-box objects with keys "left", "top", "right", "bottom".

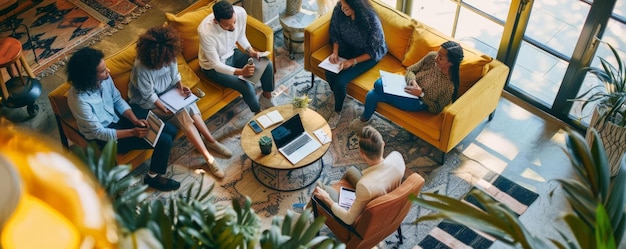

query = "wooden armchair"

[{"left": 312, "top": 173, "right": 425, "bottom": 249}]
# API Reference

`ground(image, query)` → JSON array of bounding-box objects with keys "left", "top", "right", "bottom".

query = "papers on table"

[
  {"left": 338, "top": 186, "right": 356, "bottom": 210},
  {"left": 313, "top": 128, "right": 331, "bottom": 144},
  {"left": 239, "top": 57, "right": 270, "bottom": 84},
  {"left": 256, "top": 110, "right": 284, "bottom": 129},
  {"left": 159, "top": 87, "right": 199, "bottom": 113},
  {"left": 318, "top": 55, "right": 347, "bottom": 74},
  {"left": 379, "top": 70, "right": 419, "bottom": 99},
  {"left": 144, "top": 110, "right": 164, "bottom": 147}
]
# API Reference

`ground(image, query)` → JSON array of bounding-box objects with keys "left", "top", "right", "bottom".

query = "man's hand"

[
  {"left": 313, "top": 186, "right": 333, "bottom": 207},
  {"left": 242, "top": 63, "right": 255, "bottom": 77}
]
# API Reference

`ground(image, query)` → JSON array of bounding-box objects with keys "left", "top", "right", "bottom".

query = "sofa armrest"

[
  {"left": 245, "top": 15, "right": 274, "bottom": 59},
  {"left": 304, "top": 12, "right": 331, "bottom": 72},
  {"left": 440, "top": 60, "right": 509, "bottom": 152}
]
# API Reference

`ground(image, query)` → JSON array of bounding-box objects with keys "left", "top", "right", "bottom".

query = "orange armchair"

[{"left": 312, "top": 173, "right": 425, "bottom": 249}]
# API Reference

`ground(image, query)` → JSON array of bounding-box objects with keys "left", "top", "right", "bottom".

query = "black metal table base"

[{"left": 251, "top": 155, "right": 325, "bottom": 192}]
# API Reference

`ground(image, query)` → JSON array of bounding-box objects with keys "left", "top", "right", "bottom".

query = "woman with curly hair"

[
  {"left": 324, "top": 0, "right": 387, "bottom": 128},
  {"left": 128, "top": 25, "right": 232, "bottom": 179}
]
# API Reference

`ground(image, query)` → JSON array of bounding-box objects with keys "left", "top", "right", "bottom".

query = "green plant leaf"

[{"left": 595, "top": 204, "right": 616, "bottom": 249}]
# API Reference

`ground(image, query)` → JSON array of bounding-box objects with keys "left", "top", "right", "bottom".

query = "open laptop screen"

[{"left": 271, "top": 113, "right": 304, "bottom": 148}]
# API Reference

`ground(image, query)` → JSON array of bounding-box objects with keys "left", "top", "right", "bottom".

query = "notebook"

[
  {"left": 238, "top": 57, "right": 270, "bottom": 84},
  {"left": 271, "top": 113, "right": 322, "bottom": 164},
  {"left": 379, "top": 70, "right": 419, "bottom": 99}
]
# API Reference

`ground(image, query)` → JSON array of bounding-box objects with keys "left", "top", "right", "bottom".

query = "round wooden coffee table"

[{"left": 241, "top": 105, "right": 331, "bottom": 191}]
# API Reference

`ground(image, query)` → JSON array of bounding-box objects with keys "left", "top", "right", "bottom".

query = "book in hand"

[
  {"left": 318, "top": 55, "right": 347, "bottom": 74},
  {"left": 338, "top": 186, "right": 356, "bottom": 210},
  {"left": 256, "top": 110, "right": 284, "bottom": 129},
  {"left": 159, "top": 87, "right": 199, "bottom": 113},
  {"left": 379, "top": 70, "right": 419, "bottom": 99},
  {"left": 238, "top": 57, "right": 270, "bottom": 84},
  {"left": 144, "top": 110, "right": 165, "bottom": 147}
]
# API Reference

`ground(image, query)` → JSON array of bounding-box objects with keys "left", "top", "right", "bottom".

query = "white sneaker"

[
  {"left": 327, "top": 112, "right": 341, "bottom": 129},
  {"left": 259, "top": 95, "right": 276, "bottom": 110}
]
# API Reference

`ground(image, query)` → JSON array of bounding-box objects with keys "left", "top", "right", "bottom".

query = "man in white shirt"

[
  {"left": 313, "top": 126, "right": 406, "bottom": 225},
  {"left": 198, "top": 0, "right": 276, "bottom": 113}
]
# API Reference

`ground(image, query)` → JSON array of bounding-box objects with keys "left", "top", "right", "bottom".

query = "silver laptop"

[{"left": 271, "top": 113, "right": 322, "bottom": 164}]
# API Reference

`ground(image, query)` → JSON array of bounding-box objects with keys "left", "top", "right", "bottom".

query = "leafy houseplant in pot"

[{"left": 572, "top": 41, "right": 626, "bottom": 176}]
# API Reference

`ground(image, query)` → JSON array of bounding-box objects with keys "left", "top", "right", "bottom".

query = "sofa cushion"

[
  {"left": 370, "top": 0, "right": 415, "bottom": 62},
  {"left": 402, "top": 27, "right": 492, "bottom": 96},
  {"left": 457, "top": 50, "right": 492, "bottom": 96},
  {"left": 106, "top": 43, "right": 137, "bottom": 100},
  {"left": 177, "top": 54, "right": 200, "bottom": 89},
  {"left": 166, "top": 4, "right": 214, "bottom": 62}
]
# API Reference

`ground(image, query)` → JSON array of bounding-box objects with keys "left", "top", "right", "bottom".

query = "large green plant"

[
  {"left": 73, "top": 141, "right": 344, "bottom": 248},
  {"left": 409, "top": 128, "right": 626, "bottom": 249},
  {"left": 572, "top": 41, "right": 626, "bottom": 129}
]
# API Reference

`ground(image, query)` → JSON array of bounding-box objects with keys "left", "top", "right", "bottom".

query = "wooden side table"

[{"left": 241, "top": 105, "right": 332, "bottom": 191}]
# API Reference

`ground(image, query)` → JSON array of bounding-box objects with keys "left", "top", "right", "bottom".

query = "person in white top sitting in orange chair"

[{"left": 312, "top": 125, "right": 406, "bottom": 224}]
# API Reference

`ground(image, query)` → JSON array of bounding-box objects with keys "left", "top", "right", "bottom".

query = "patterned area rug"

[
  {"left": 0, "top": 0, "right": 110, "bottom": 75},
  {"left": 133, "top": 36, "right": 539, "bottom": 247},
  {"left": 0, "top": 0, "right": 150, "bottom": 76}
]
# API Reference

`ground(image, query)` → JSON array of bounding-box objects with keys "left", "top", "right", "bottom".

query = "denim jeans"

[
  {"left": 361, "top": 78, "right": 427, "bottom": 120},
  {"left": 325, "top": 59, "right": 378, "bottom": 112},
  {"left": 101, "top": 106, "right": 178, "bottom": 174},
  {"left": 202, "top": 49, "right": 275, "bottom": 113}
]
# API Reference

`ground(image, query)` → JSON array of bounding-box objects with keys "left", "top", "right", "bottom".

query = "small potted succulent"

[
  {"left": 259, "top": 135, "right": 273, "bottom": 155},
  {"left": 292, "top": 94, "right": 312, "bottom": 112}
]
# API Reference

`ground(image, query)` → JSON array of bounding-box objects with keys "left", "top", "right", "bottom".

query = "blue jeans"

[
  {"left": 361, "top": 78, "right": 427, "bottom": 120},
  {"left": 202, "top": 49, "right": 274, "bottom": 113},
  {"left": 325, "top": 59, "right": 378, "bottom": 112},
  {"left": 102, "top": 106, "right": 178, "bottom": 175}
]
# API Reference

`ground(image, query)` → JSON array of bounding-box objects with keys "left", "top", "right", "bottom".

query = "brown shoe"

[
  {"left": 207, "top": 160, "right": 225, "bottom": 179},
  {"left": 205, "top": 141, "right": 233, "bottom": 158}
]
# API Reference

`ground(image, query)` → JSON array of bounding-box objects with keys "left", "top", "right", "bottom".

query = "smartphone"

[{"left": 249, "top": 120, "right": 263, "bottom": 134}]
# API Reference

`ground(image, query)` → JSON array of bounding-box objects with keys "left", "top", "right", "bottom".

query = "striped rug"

[{"left": 416, "top": 172, "right": 539, "bottom": 248}]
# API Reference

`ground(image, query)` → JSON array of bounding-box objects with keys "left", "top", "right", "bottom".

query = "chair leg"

[
  {"left": 309, "top": 73, "right": 315, "bottom": 90},
  {"left": 397, "top": 226, "right": 403, "bottom": 244},
  {"left": 488, "top": 110, "right": 495, "bottom": 121}
]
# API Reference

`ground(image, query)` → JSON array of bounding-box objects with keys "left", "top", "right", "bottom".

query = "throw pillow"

[
  {"left": 165, "top": 4, "right": 214, "bottom": 61},
  {"left": 370, "top": 0, "right": 416, "bottom": 61}
]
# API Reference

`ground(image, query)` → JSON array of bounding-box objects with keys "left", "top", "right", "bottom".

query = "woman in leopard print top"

[{"left": 350, "top": 41, "right": 464, "bottom": 130}]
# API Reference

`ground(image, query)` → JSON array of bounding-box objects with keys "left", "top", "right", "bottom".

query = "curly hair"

[
  {"left": 136, "top": 25, "right": 182, "bottom": 70},
  {"left": 441, "top": 41, "right": 464, "bottom": 100},
  {"left": 358, "top": 125, "right": 384, "bottom": 160},
  {"left": 67, "top": 47, "right": 104, "bottom": 92}
]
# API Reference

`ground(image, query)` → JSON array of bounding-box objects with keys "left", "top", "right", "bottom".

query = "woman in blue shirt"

[
  {"left": 66, "top": 47, "right": 180, "bottom": 192},
  {"left": 324, "top": 0, "right": 388, "bottom": 128}
]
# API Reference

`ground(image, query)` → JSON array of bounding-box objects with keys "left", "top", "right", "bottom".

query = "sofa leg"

[
  {"left": 54, "top": 115, "right": 69, "bottom": 148},
  {"left": 436, "top": 151, "right": 446, "bottom": 165},
  {"left": 309, "top": 73, "right": 315, "bottom": 90},
  {"left": 488, "top": 110, "right": 495, "bottom": 121}
]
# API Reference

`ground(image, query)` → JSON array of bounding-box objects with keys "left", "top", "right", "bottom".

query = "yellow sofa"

[
  {"left": 48, "top": 0, "right": 274, "bottom": 167},
  {"left": 304, "top": 0, "right": 509, "bottom": 162}
]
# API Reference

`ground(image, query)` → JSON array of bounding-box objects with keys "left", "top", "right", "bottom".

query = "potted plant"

[
  {"left": 572, "top": 41, "right": 626, "bottom": 176},
  {"left": 72, "top": 141, "right": 344, "bottom": 248},
  {"left": 292, "top": 94, "right": 312, "bottom": 113},
  {"left": 409, "top": 128, "right": 626, "bottom": 248}
]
